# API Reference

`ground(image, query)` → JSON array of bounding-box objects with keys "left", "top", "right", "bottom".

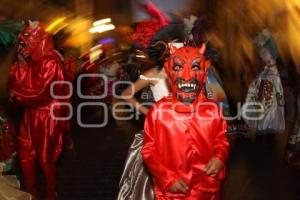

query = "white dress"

[{"left": 243, "top": 66, "right": 285, "bottom": 134}]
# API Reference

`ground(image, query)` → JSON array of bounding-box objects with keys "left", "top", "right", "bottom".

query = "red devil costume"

[
  {"left": 142, "top": 45, "right": 229, "bottom": 200},
  {"left": 9, "top": 21, "right": 69, "bottom": 199}
]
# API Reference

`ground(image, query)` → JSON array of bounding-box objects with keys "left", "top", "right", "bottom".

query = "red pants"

[
  {"left": 18, "top": 108, "right": 64, "bottom": 199},
  {"left": 155, "top": 190, "right": 220, "bottom": 200}
]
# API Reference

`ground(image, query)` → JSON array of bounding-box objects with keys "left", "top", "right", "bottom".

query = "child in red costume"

[
  {"left": 142, "top": 44, "right": 229, "bottom": 200},
  {"left": 9, "top": 21, "right": 70, "bottom": 200}
]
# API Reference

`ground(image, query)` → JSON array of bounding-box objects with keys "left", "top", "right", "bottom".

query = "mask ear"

[
  {"left": 199, "top": 43, "right": 206, "bottom": 54},
  {"left": 200, "top": 58, "right": 210, "bottom": 73},
  {"left": 204, "top": 60, "right": 210, "bottom": 72}
]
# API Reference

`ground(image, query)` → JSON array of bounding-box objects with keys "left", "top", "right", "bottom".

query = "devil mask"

[
  {"left": 17, "top": 21, "right": 53, "bottom": 61},
  {"left": 164, "top": 44, "right": 210, "bottom": 105}
]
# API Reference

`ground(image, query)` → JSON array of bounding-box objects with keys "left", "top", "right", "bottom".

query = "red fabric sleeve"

[
  {"left": 142, "top": 107, "right": 179, "bottom": 192},
  {"left": 212, "top": 115, "right": 229, "bottom": 165},
  {"left": 10, "top": 56, "right": 61, "bottom": 106}
]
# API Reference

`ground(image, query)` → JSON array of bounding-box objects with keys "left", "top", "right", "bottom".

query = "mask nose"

[{"left": 182, "top": 65, "right": 192, "bottom": 82}]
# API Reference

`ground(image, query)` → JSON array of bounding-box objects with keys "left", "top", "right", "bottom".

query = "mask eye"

[
  {"left": 192, "top": 63, "right": 200, "bottom": 71},
  {"left": 23, "top": 32, "right": 30, "bottom": 37},
  {"left": 173, "top": 64, "right": 182, "bottom": 71}
]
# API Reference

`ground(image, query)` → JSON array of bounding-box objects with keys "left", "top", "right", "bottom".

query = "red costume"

[
  {"left": 142, "top": 45, "right": 229, "bottom": 200},
  {"left": 9, "top": 21, "right": 69, "bottom": 199},
  {"left": 131, "top": 0, "right": 170, "bottom": 49}
]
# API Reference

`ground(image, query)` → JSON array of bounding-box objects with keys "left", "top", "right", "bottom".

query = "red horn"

[{"left": 199, "top": 43, "right": 206, "bottom": 54}]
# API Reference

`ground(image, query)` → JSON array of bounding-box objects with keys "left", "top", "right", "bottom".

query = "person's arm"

[
  {"left": 10, "top": 56, "right": 61, "bottom": 106},
  {"left": 120, "top": 69, "right": 157, "bottom": 115},
  {"left": 212, "top": 117, "right": 229, "bottom": 164},
  {"left": 205, "top": 114, "right": 229, "bottom": 177}
]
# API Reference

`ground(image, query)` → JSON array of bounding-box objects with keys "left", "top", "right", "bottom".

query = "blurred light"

[
  {"left": 89, "top": 44, "right": 103, "bottom": 63},
  {"left": 207, "top": 0, "right": 300, "bottom": 75},
  {"left": 99, "top": 38, "right": 115, "bottom": 45},
  {"left": 93, "top": 18, "right": 112, "bottom": 26},
  {"left": 90, "top": 44, "right": 102, "bottom": 52},
  {"left": 90, "top": 50, "right": 103, "bottom": 63},
  {"left": 89, "top": 24, "right": 115, "bottom": 33},
  {"left": 286, "top": 0, "right": 300, "bottom": 71},
  {"left": 136, "top": 55, "right": 146, "bottom": 58},
  {"left": 64, "top": 17, "right": 93, "bottom": 53},
  {"left": 46, "top": 17, "right": 67, "bottom": 34}
]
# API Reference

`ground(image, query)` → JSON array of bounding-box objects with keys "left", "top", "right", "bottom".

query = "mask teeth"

[{"left": 178, "top": 83, "right": 198, "bottom": 89}]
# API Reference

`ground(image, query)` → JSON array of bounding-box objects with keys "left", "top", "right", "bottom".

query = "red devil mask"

[
  {"left": 17, "top": 21, "right": 53, "bottom": 61},
  {"left": 164, "top": 44, "right": 210, "bottom": 105}
]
